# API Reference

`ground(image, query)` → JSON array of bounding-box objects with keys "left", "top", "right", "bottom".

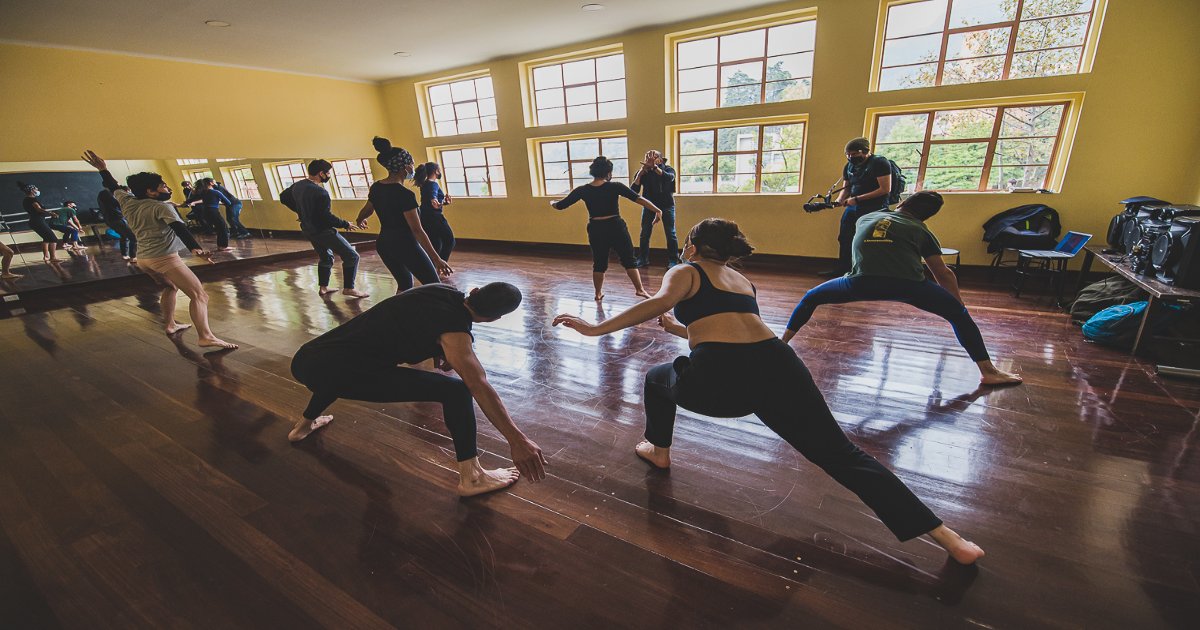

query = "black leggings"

[
  {"left": 377, "top": 229, "right": 439, "bottom": 291},
  {"left": 643, "top": 338, "right": 942, "bottom": 541},
  {"left": 107, "top": 220, "right": 137, "bottom": 258},
  {"left": 587, "top": 217, "right": 637, "bottom": 272},
  {"left": 787, "top": 275, "right": 990, "bottom": 362},
  {"left": 199, "top": 206, "right": 229, "bottom": 248},
  {"left": 28, "top": 217, "right": 58, "bottom": 243},
  {"left": 421, "top": 212, "right": 455, "bottom": 261},
  {"left": 291, "top": 347, "right": 478, "bottom": 461}
]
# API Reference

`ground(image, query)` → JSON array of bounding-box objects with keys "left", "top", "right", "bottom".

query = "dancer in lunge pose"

[
  {"left": 550, "top": 156, "right": 662, "bottom": 301},
  {"left": 289, "top": 282, "right": 546, "bottom": 496},
  {"left": 82, "top": 150, "right": 238, "bottom": 349},
  {"left": 782, "top": 191, "right": 1021, "bottom": 386},
  {"left": 553, "top": 218, "right": 986, "bottom": 564},
  {"left": 281, "top": 160, "right": 369, "bottom": 298},
  {"left": 354, "top": 137, "right": 452, "bottom": 293}
]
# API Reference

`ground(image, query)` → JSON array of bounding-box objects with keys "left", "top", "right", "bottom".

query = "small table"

[{"left": 1074, "top": 245, "right": 1200, "bottom": 355}]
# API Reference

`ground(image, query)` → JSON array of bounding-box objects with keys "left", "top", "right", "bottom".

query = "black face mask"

[
  {"left": 155, "top": 191, "right": 172, "bottom": 201},
  {"left": 849, "top": 155, "right": 867, "bottom": 166}
]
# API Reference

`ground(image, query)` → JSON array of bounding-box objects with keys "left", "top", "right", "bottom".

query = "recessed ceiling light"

[
  {"left": 581, "top": 3, "right": 606, "bottom": 11},
  {"left": 393, "top": 51, "right": 412, "bottom": 57},
  {"left": 205, "top": 20, "right": 231, "bottom": 27}
]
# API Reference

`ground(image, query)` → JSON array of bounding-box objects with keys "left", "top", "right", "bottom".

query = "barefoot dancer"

[
  {"left": 83, "top": 150, "right": 238, "bottom": 350},
  {"left": 354, "top": 137, "right": 452, "bottom": 294},
  {"left": 782, "top": 191, "right": 1021, "bottom": 386},
  {"left": 413, "top": 161, "right": 456, "bottom": 262},
  {"left": 0, "top": 240, "right": 21, "bottom": 279},
  {"left": 553, "top": 218, "right": 985, "bottom": 564},
  {"left": 550, "top": 156, "right": 662, "bottom": 301},
  {"left": 17, "top": 181, "right": 60, "bottom": 262},
  {"left": 289, "top": 282, "right": 547, "bottom": 496},
  {"left": 281, "top": 160, "right": 368, "bottom": 299}
]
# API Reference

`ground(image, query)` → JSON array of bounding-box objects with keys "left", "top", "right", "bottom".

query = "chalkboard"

[{"left": 0, "top": 170, "right": 106, "bottom": 230}]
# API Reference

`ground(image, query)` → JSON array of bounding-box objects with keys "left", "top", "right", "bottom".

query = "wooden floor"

[{"left": 1, "top": 247, "right": 1197, "bottom": 629}]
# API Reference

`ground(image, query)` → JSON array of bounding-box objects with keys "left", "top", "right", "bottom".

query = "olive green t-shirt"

[{"left": 847, "top": 211, "right": 941, "bottom": 282}]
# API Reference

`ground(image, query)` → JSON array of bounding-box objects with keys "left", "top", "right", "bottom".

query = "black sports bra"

[{"left": 672, "top": 262, "right": 759, "bottom": 326}]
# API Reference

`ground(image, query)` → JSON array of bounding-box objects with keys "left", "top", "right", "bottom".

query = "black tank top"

[{"left": 672, "top": 263, "right": 759, "bottom": 326}]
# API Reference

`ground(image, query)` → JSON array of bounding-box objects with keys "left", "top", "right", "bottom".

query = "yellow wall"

[{"left": 380, "top": 0, "right": 1200, "bottom": 264}]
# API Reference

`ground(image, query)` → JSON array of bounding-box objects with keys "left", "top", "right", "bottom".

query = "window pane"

[
  {"left": 761, "top": 149, "right": 803, "bottom": 173},
  {"left": 763, "top": 124, "right": 805, "bottom": 150},
  {"left": 545, "top": 179, "right": 571, "bottom": 195},
  {"left": 931, "top": 108, "right": 996, "bottom": 139},
  {"left": 1000, "top": 105, "right": 1064, "bottom": 136},
  {"left": 768, "top": 52, "right": 813, "bottom": 81},
  {"left": 928, "top": 142, "right": 989, "bottom": 167},
  {"left": 478, "top": 98, "right": 497, "bottom": 117},
  {"left": 882, "top": 33, "right": 942, "bottom": 67},
  {"left": 482, "top": 116, "right": 498, "bottom": 132},
  {"left": 767, "top": 21, "right": 816, "bottom": 56},
  {"left": 886, "top": 0, "right": 948, "bottom": 38},
  {"left": 442, "top": 151, "right": 464, "bottom": 168},
  {"left": 533, "top": 65, "right": 563, "bottom": 89},
  {"left": 450, "top": 79, "right": 476, "bottom": 102},
  {"left": 947, "top": 28, "right": 1011, "bottom": 59},
  {"left": 462, "top": 148, "right": 487, "bottom": 166},
  {"left": 537, "top": 107, "right": 566, "bottom": 126},
  {"left": 485, "top": 147, "right": 503, "bottom": 164},
  {"left": 444, "top": 167, "right": 466, "bottom": 182},
  {"left": 679, "top": 66, "right": 718, "bottom": 92},
  {"left": 923, "top": 167, "right": 984, "bottom": 190},
  {"left": 678, "top": 90, "right": 717, "bottom": 111},
  {"left": 467, "top": 180, "right": 490, "bottom": 196},
  {"left": 942, "top": 56, "right": 1006, "bottom": 84},
  {"left": 721, "top": 61, "right": 763, "bottom": 87},
  {"left": 995, "top": 137, "right": 1055, "bottom": 165},
  {"left": 565, "top": 84, "right": 596, "bottom": 106},
  {"left": 877, "top": 113, "right": 929, "bottom": 143},
  {"left": 762, "top": 173, "right": 800, "bottom": 193},
  {"left": 435, "top": 121, "right": 457, "bottom": 136},
  {"left": 949, "top": 0, "right": 1016, "bottom": 28},
  {"left": 570, "top": 161, "right": 592, "bottom": 179},
  {"left": 678, "top": 38, "right": 718, "bottom": 69},
  {"left": 596, "top": 54, "right": 625, "bottom": 81},
  {"left": 765, "top": 78, "right": 810, "bottom": 103},
  {"left": 465, "top": 167, "right": 488, "bottom": 182},
  {"left": 612, "top": 159, "right": 629, "bottom": 179},
  {"left": 680, "top": 155, "right": 713, "bottom": 176},
  {"left": 601, "top": 137, "right": 627, "bottom": 159},
  {"left": 475, "top": 77, "right": 494, "bottom": 98},
  {"left": 490, "top": 181, "right": 507, "bottom": 196},
  {"left": 562, "top": 59, "right": 596, "bottom": 85},
  {"left": 568, "top": 138, "right": 600, "bottom": 157},
  {"left": 875, "top": 142, "right": 924, "bottom": 167},
  {"left": 598, "top": 100, "right": 626, "bottom": 120},
  {"left": 719, "top": 29, "right": 766, "bottom": 62},
  {"left": 489, "top": 165, "right": 505, "bottom": 181},
  {"left": 432, "top": 103, "right": 455, "bottom": 122},
  {"left": 542, "top": 142, "right": 568, "bottom": 162},
  {"left": 1023, "top": 0, "right": 1092, "bottom": 20},
  {"left": 1009, "top": 47, "right": 1083, "bottom": 79},
  {"left": 988, "top": 165, "right": 1049, "bottom": 190},
  {"left": 718, "top": 174, "right": 756, "bottom": 193},
  {"left": 446, "top": 182, "right": 467, "bottom": 196},
  {"left": 536, "top": 88, "right": 565, "bottom": 109},
  {"left": 720, "top": 85, "right": 761, "bottom": 107},
  {"left": 596, "top": 79, "right": 625, "bottom": 102},
  {"left": 879, "top": 64, "right": 937, "bottom": 90},
  {"left": 680, "top": 175, "right": 714, "bottom": 193},
  {"left": 455, "top": 101, "right": 480, "bottom": 119},
  {"left": 717, "top": 126, "right": 759, "bottom": 151},
  {"left": 566, "top": 104, "right": 598, "bottom": 123},
  {"left": 457, "top": 118, "right": 482, "bottom": 134},
  {"left": 543, "top": 161, "right": 569, "bottom": 180},
  {"left": 429, "top": 84, "right": 452, "bottom": 105},
  {"left": 680, "top": 130, "right": 715, "bottom": 154}
]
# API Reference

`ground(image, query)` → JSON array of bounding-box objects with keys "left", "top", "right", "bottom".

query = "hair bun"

[
  {"left": 372, "top": 136, "right": 393, "bottom": 153},
  {"left": 594, "top": 155, "right": 607, "bottom": 162}
]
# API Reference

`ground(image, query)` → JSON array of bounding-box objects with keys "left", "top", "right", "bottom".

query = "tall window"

[
  {"left": 674, "top": 19, "right": 816, "bottom": 112},
  {"left": 273, "top": 162, "right": 308, "bottom": 192},
  {"left": 181, "top": 168, "right": 213, "bottom": 183},
  {"left": 437, "top": 145, "right": 506, "bottom": 197},
  {"left": 878, "top": 0, "right": 1102, "bottom": 91},
  {"left": 329, "top": 159, "right": 374, "bottom": 199},
  {"left": 531, "top": 52, "right": 626, "bottom": 125},
  {"left": 675, "top": 120, "right": 806, "bottom": 194},
  {"left": 177, "top": 158, "right": 207, "bottom": 165},
  {"left": 224, "top": 166, "right": 262, "bottom": 200},
  {"left": 872, "top": 101, "right": 1070, "bottom": 192},
  {"left": 427, "top": 75, "right": 498, "bottom": 136},
  {"left": 537, "top": 135, "right": 628, "bottom": 196}
]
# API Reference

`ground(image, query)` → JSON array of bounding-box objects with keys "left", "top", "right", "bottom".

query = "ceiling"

[{"left": 1, "top": 0, "right": 788, "bottom": 82}]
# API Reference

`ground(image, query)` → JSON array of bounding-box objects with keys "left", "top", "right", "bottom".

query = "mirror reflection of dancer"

[
  {"left": 553, "top": 218, "right": 985, "bottom": 565},
  {"left": 289, "top": 282, "right": 547, "bottom": 496},
  {"left": 98, "top": 186, "right": 137, "bottom": 262},
  {"left": 282, "top": 160, "right": 368, "bottom": 299},
  {"left": 82, "top": 150, "right": 238, "bottom": 350},
  {"left": 782, "top": 192, "right": 1021, "bottom": 386},
  {"left": 17, "top": 181, "right": 60, "bottom": 262},
  {"left": 0, "top": 240, "right": 21, "bottom": 279},
  {"left": 549, "top": 156, "right": 662, "bottom": 301},
  {"left": 413, "top": 161, "right": 456, "bottom": 262},
  {"left": 50, "top": 201, "right": 87, "bottom": 252},
  {"left": 356, "top": 138, "right": 453, "bottom": 293}
]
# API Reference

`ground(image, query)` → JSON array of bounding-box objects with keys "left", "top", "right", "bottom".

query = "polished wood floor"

[{"left": 0, "top": 247, "right": 1196, "bottom": 629}]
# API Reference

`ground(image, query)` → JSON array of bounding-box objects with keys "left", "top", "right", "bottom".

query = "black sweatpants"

[
  {"left": 421, "top": 212, "right": 456, "bottom": 261},
  {"left": 587, "top": 217, "right": 637, "bottom": 272},
  {"left": 106, "top": 219, "right": 137, "bottom": 258},
  {"left": 643, "top": 338, "right": 942, "bottom": 541},
  {"left": 28, "top": 217, "right": 58, "bottom": 243},
  {"left": 377, "top": 229, "right": 439, "bottom": 291},
  {"left": 291, "top": 346, "right": 478, "bottom": 461},
  {"left": 309, "top": 229, "right": 360, "bottom": 289},
  {"left": 199, "top": 206, "right": 229, "bottom": 248}
]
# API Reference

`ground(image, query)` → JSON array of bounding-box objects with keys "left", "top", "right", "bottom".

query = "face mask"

[
  {"left": 320, "top": 173, "right": 332, "bottom": 183},
  {"left": 849, "top": 155, "right": 867, "bottom": 165},
  {"left": 155, "top": 191, "right": 172, "bottom": 201},
  {"left": 33, "top": 191, "right": 41, "bottom": 197}
]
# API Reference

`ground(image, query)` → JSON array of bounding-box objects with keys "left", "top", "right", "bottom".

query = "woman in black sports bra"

[
  {"left": 552, "top": 218, "right": 986, "bottom": 566},
  {"left": 550, "top": 156, "right": 662, "bottom": 301}
]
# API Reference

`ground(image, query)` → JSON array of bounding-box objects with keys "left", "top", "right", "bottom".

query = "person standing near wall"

[
  {"left": 820, "top": 137, "right": 892, "bottom": 277},
  {"left": 282, "top": 160, "right": 368, "bottom": 299},
  {"left": 17, "top": 181, "right": 60, "bottom": 262},
  {"left": 632, "top": 150, "right": 679, "bottom": 269},
  {"left": 195, "top": 178, "right": 233, "bottom": 252},
  {"left": 413, "top": 161, "right": 456, "bottom": 262}
]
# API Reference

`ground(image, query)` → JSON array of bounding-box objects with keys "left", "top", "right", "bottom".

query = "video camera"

[{"left": 803, "top": 179, "right": 845, "bottom": 213}]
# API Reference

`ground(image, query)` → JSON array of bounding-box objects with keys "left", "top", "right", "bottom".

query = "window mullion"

[
  {"left": 916, "top": 111, "right": 935, "bottom": 189},
  {"left": 935, "top": 0, "right": 954, "bottom": 86},
  {"left": 979, "top": 106, "right": 1006, "bottom": 191},
  {"left": 756, "top": 125, "right": 765, "bottom": 193},
  {"left": 1001, "top": 0, "right": 1025, "bottom": 80}
]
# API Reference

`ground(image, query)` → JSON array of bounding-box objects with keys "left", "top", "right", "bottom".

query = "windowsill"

[{"left": 931, "top": 190, "right": 1058, "bottom": 195}]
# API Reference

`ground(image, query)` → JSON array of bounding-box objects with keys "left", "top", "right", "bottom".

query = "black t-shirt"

[
  {"left": 368, "top": 181, "right": 419, "bottom": 233},
  {"left": 299, "top": 284, "right": 473, "bottom": 367},
  {"left": 98, "top": 189, "right": 124, "bottom": 223},
  {"left": 843, "top": 155, "right": 891, "bottom": 210},
  {"left": 553, "top": 181, "right": 640, "bottom": 218},
  {"left": 23, "top": 196, "right": 49, "bottom": 219}
]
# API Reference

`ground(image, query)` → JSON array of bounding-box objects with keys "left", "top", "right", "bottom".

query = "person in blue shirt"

[
  {"left": 413, "top": 161, "right": 455, "bottom": 261},
  {"left": 191, "top": 178, "right": 233, "bottom": 251},
  {"left": 214, "top": 181, "right": 251, "bottom": 239}
]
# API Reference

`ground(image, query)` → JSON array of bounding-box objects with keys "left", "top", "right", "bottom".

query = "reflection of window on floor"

[
  {"left": 437, "top": 145, "right": 506, "bottom": 197},
  {"left": 329, "top": 159, "right": 374, "bottom": 200},
  {"left": 674, "top": 120, "right": 806, "bottom": 194},
  {"left": 536, "top": 135, "right": 628, "bottom": 196},
  {"left": 224, "top": 166, "right": 262, "bottom": 200},
  {"left": 877, "top": 0, "right": 1105, "bottom": 91},
  {"left": 872, "top": 101, "right": 1071, "bottom": 192}
]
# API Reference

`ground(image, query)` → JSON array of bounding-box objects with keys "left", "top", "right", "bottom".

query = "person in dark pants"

[
  {"left": 181, "top": 181, "right": 210, "bottom": 233},
  {"left": 553, "top": 217, "right": 986, "bottom": 565},
  {"left": 17, "top": 181, "right": 60, "bottom": 262},
  {"left": 99, "top": 186, "right": 138, "bottom": 261},
  {"left": 783, "top": 191, "right": 1022, "bottom": 386},
  {"left": 289, "top": 282, "right": 547, "bottom": 497},
  {"left": 191, "top": 178, "right": 232, "bottom": 251},
  {"left": 281, "top": 160, "right": 368, "bottom": 299},
  {"left": 550, "top": 156, "right": 662, "bottom": 301},
  {"left": 413, "top": 161, "right": 456, "bottom": 261},
  {"left": 631, "top": 149, "right": 679, "bottom": 268},
  {"left": 214, "top": 181, "right": 250, "bottom": 238},
  {"left": 49, "top": 201, "right": 86, "bottom": 251},
  {"left": 356, "top": 137, "right": 452, "bottom": 293},
  {"left": 820, "top": 137, "right": 893, "bottom": 277}
]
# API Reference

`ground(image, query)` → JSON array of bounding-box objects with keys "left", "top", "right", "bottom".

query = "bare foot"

[
  {"left": 635, "top": 291, "right": 651, "bottom": 299},
  {"left": 635, "top": 440, "right": 671, "bottom": 469},
  {"left": 342, "top": 288, "right": 370, "bottom": 299},
  {"left": 594, "top": 293, "right": 605, "bottom": 301},
  {"left": 198, "top": 337, "right": 239, "bottom": 350},
  {"left": 457, "top": 466, "right": 521, "bottom": 497},
  {"left": 165, "top": 323, "right": 193, "bottom": 335},
  {"left": 1, "top": 272, "right": 21, "bottom": 279},
  {"left": 318, "top": 287, "right": 339, "bottom": 296},
  {"left": 980, "top": 369, "right": 1023, "bottom": 386},
  {"left": 289, "top": 415, "right": 333, "bottom": 442},
  {"left": 928, "top": 525, "right": 985, "bottom": 565},
  {"left": 129, "top": 258, "right": 137, "bottom": 264}
]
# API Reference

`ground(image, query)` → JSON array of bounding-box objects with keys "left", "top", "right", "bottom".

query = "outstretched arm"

[
  {"left": 553, "top": 264, "right": 695, "bottom": 335},
  {"left": 441, "top": 333, "right": 547, "bottom": 480}
]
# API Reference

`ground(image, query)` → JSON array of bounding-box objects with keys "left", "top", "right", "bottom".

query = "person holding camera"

[
  {"left": 820, "top": 137, "right": 892, "bottom": 277},
  {"left": 631, "top": 150, "right": 679, "bottom": 268}
]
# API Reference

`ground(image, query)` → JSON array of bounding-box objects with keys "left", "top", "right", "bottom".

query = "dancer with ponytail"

[
  {"left": 549, "top": 156, "right": 661, "bottom": 301},
  {"left": 17, "top": 181, "right": 60, "bottom": 262},
  {"left": 414, "top": 162, "right": 455, "bottom": 261},
  {"left": 356, "top": 137, "right": 452, "bottom": 293},
  {"left": 552, "top": 218, "right": 986, "bottom": 565}
]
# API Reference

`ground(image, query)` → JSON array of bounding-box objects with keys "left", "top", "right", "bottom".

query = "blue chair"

[{"left": 1014, "top": 231, "right": 1092, "bottom": 304}]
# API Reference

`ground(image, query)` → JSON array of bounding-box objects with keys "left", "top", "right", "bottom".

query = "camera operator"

[
  {"left": 820, "top": 137, "right": 892, "bottom": 277},
  {"left": 631, "top": 149, "right": 678, "bottom": 268}
]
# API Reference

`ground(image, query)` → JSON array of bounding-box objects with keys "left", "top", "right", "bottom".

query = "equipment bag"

[
  {"left": 1069, "top": 277, "right": 1147, "bottom": 325},
  {"left": 1082, "top": 301, "right": 1183, "bottom": 349},
  {"left": 885, "top": 159, "right": 906, "bottom": 205}
]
